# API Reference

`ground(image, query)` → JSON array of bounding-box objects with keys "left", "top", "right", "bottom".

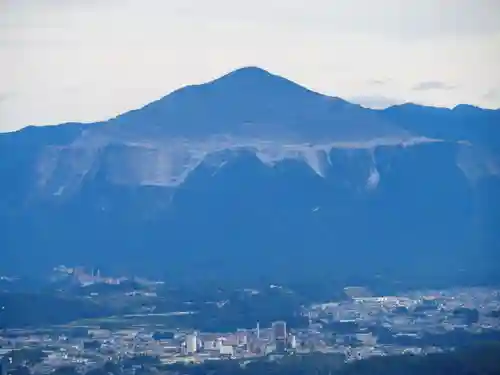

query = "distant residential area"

[{"left": 1, "top": 267, "right": 499, "bottom": 374}]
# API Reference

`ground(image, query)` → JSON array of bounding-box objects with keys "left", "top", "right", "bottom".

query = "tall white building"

[
  {"left": 215, "top": 338, "right": 224, "bottom": 350},
  {"left": 185, "top": 334, "right": 197, "bottom": 354},
  {"left": 219, "top": 345, "right": 234, "bottom": 357}
]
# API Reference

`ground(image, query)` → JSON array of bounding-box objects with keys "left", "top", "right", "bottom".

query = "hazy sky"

[{"left": 1, "top": 0, "right": 499, "bottom": 132}]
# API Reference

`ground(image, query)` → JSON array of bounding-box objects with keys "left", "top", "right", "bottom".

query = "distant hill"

[{"left": 1, "top": 67, "right": 499, "bottom": 286}]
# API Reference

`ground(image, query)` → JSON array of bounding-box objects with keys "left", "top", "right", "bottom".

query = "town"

[{"left": 1, "top": 270, "right": 499, "bottom": 375}]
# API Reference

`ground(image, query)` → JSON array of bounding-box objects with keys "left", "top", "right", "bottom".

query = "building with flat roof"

[{"left": 185, "top": 334, "right": 197, "bottom": 354}]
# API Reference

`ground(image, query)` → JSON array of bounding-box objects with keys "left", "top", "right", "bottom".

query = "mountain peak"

[
  {"left": 109, "top": 65, "right": 403, "bottom": 140},
  {"left": 217, "top": 66, "right": 277, "bottom": 81},
  {"left": 208, "top": 66, "right": 302, "bottom": 92}
]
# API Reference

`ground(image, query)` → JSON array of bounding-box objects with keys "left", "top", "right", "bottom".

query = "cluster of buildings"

[
  {"left": 0, "top": 320, "right": 299, "bottom": 372},
  {"left": 1, "top": 286, "right": 499, "bottom": 373},
  {"left": 302, "top": 286, "right": 500, "bottom": 359},
  {"left": 51, "top": 265, "right": 163, "bottom": 288},
  {"left": 134, "top": 320, "right": 299, "bottom": 362},
  {"left": 53, "top": 265, "right": 123, "bottom": 286}
]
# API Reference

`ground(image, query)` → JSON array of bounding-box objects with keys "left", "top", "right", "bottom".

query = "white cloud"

[
  {"left": 412, "top": 81, "right": 456, "bottom": 91},
  {"left": 0, "top": 0, "right": 499, "bottom": 131},
  {"left": 349, "top": 95, "right": 403, "bottom": 109}
]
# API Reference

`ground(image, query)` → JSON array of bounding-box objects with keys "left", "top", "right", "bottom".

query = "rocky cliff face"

[{"left": 1, "top": 67, "right": 499, "bottom": 286}]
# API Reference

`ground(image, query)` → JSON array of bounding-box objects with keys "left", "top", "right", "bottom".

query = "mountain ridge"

[
  {"left": 1, "top": 66, "right": 499, "bottom": 284},
  {"left": 2, "top": 66, "right": 498, "bottom": 196},
  {"left": 3, "top": 66, "right": 498, "bottom": 136}
]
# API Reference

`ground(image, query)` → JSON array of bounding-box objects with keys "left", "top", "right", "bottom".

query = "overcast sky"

[{"left": 1, "top": 0, "right": 499, "bottom": 132}]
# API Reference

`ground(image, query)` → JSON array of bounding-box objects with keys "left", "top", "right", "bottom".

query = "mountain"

[{"left": 1, "top": 67, "right": 499, "bottom": 287}]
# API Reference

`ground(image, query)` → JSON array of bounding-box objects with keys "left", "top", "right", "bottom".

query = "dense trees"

[
  {"left": 159, "top": 343, "right": 500, "bottom": 375},
  {"left": 0, "top": 292, "right": 113, "bottom": 328},
  {"left": 0, "top": 283, "right": 309, "bottom": 331},
  {"left": 4, "top": 343, "right": 500, "bottom": 375},
  {"left": 1, "top": 348, "right": 47, "bottom": 366}
]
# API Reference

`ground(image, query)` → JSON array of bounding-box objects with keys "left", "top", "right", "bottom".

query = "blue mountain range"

[{"left": 1, "top": 67, "right": 499, "bottom": 287}]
